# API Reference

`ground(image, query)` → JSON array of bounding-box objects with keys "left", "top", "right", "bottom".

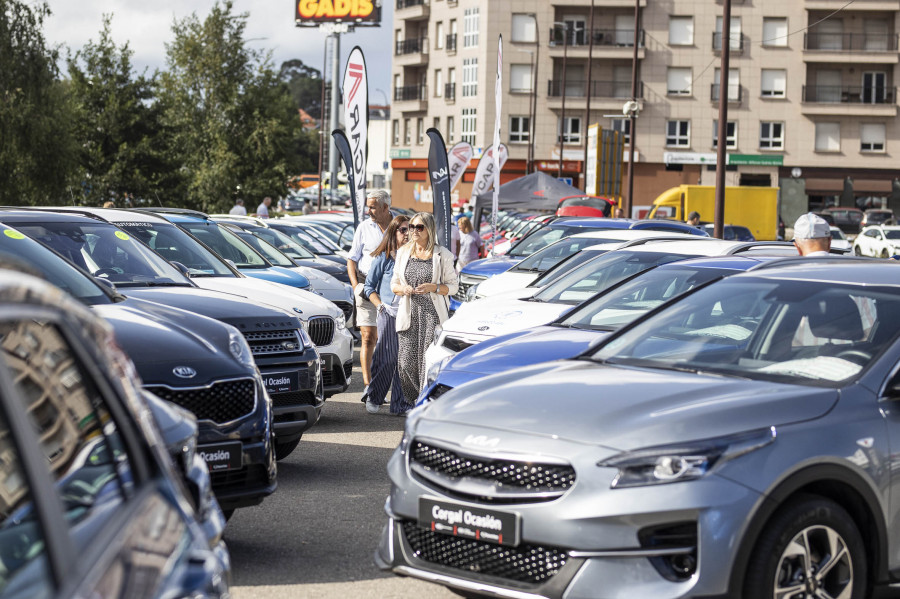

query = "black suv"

[{"left": 0, "top": 211, "right": 322, "bottom": 462}]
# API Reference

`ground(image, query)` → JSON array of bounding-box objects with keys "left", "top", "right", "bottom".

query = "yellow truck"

[{"left": 647, "top": 185, "right": 779, "bottom": 241}]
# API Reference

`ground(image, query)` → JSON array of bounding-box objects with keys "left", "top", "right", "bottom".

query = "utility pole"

[
  {"left": 583, "top": 0, "right": 595, "bottom": 192},
  {"left": 557, "top": 22, "right": 569, "bottom": 179},
  {"left": 624, "top": 0, "right": 640, "bottom": 216},
  {"left": 714, "top": 0, "right": 732, "bottom": 239},
  {"left": 328, "top": 27, "right": 346, "bottom": 200},
  {"left": 317, "top": 35, "right": 328, "bottom": 212},
  {"left": 527, "top": 15, "right": 539, "bottom": 174}
]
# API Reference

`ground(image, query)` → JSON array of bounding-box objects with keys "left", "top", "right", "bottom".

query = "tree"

[
  {"left": 67, "top": 16, "right": 165, "bottom": 206},
  {"left": 279, "top": 59, "right": 323, "bottom": 119},
  {"left": 0, "top": 0, "right": 78, "bottom": 205},
  {"left": 157, "top": 1, "right": 310, "bottom": 212}
]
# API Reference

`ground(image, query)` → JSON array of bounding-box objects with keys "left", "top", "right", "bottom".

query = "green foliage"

[
  {"left": 280, "top": 58, "right": 323, "bottom": 119},
  {"left": 0, "top": 0, "right": 78, "bottom": 205}
]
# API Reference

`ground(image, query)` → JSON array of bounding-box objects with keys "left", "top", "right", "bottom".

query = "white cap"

[{"left": 793, "top": 213, "right": 831, "bottom": 240}]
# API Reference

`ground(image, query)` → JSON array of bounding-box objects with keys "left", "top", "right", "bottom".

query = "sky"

[{"left": 42, "top": 0, "right": 393, "bottom": 95}]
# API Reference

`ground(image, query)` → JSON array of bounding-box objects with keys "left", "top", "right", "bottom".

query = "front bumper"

[
  {"left": 424, "top": 330, "right": 491, "bottom": 375},
  {"left": 258, "top": 346, "right": 324, "bottom": 442}
]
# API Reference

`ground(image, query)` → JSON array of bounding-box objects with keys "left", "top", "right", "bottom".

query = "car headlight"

[
  {"left": 465, "top": 283, "right": 480, "bottom": 302},
  {"left": 228, "top": 331, "right": 256, "bottom": 368},
  {"left": 298, "top": 327, "right": 313, "bottom": 349},
  {"left": 432, "top": 325, "right": 443, "bottom": 347},
  {"left": 335, "top": 312, "right": 346, "bottom": 330},
  {"left": 426, "top": 355, "right": 452, "bottom": 387},
  {"left": 597, "top": 427, "right": 775, "bottom": 489}
]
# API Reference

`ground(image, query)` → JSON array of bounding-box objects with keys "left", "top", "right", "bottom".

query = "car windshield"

[
  {"left": 560, "top": 266, "right": 734, "bottom": 331},
  {"left": 508, "top": 224, "right": 588, "bottom": 258},
  {"left": 178, "top": 221, "right": 269, "bottom": 268},
  {"left": 294, "top": 223, "right": 343, "bottom": 251},
  {"left": 114, "top": 220, "right": 236, "bottom": 277},
  {"left": 512, "top": 236, "right": 625, "bottom": 273},
  {"left": 885, "top": 230, "right": 900, "bottom": 240},
  {"left": 250, "top": 227, "right": 316, "bottom": 259},
  {"left": 529, "top": 248, "right": 612, "bottom": 288},
  {"left": 593, "top": 278, "right": 900, "bottom": 387},
  {"left": 0, "top": 226, "right": 112, "bottom": 305},
  {"left": 271, "top": 223, "right": 334, "bottom": 254},
  {"left": 559, "top": 197, "right": 612, "bottom": 215},
  {"left": 831, "top": 229, "right": 847, "bottom": 240},
  {"left": 533, "top": 250, "right": 700, "bottom": 305},
  {"left": 14, "top": 221, "right": 193, "bottom": 288},
  {"left": 234, "top": 231, "right": 295, "bottom": 267}
]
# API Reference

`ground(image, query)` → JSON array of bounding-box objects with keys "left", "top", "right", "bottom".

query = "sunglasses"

[
  {"left": 409, "top": 224, "right": 426, "bottom": 232},
  {"left": 398, "top": 227, "right": 409, "bottom": 234}
]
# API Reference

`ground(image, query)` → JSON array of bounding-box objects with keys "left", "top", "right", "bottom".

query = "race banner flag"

[
  {"left": 471, "top": 144, "right": 509, "bottom": 199},
  {"left": 447, "top": 141, "right": 473, "bottom": 192},
  {"left": 331, "top": 129, "right": 359, "bottom": 224},
  {"left": 491, "top": 35, "right": 503, "bottom": 253},
  {"left": 427, "top": 128, "right": 452, "bottom": 249},
  {"left": 342, "top": 46, "right": 368, "bottom": 226}
]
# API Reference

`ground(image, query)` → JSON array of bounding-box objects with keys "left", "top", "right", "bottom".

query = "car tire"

[
  {"left": 854, "top": 246, "right": 862, "bottom": 256},
  {"left": 274, "top": 438, "right": 301, "bottom": 461},
  {"left": 743, "top": 495, "right": 866, "bottom": 599},
  {"left": 881, "top": 248, "right": 890, "bottom": 259}
]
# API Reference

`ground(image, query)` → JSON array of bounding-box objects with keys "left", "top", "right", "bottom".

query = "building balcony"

[
  {"left": 712, "top": 32, "right": 745, "bottom": 55},
  {"left": 711, "top": 83, "right": 743, "bottom": 103},
  {"left": 393, "top": 84, "right": 428, "bottom": 113},
  {"left": 801, "top": 84, "right": 898, "bottom": 115},
  {"left": 395, "top": 38, "right": 429, "bottom": 66},
  {"left": 805, "top": 1, "right": 900, "bottom": 11},
  {"left": 548, "top": 28, "right": 645, "bottom": 60},
  {"left": 803, "top": 32, "right": 899, "bottom": 63},
  {"left": 546, "top": 80, "right": 642, "bottom": 110},
  {"left": 444, "top": 83, "right": 456, "bottom": 102},
  {"left": 395, "top": 0, "right": 429, "bottom": 20},
  {"left": 445, "top": 33, "right": 457, "bottom": 54},
  {"left": 551, "top": 0, "right": 646, "bottom": 6}
]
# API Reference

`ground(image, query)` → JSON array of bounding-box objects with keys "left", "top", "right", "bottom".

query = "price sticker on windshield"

[
  {"left": 3, "top": 230, "right": 25, "bottom": 240},
  {"left": 115, "top": 231, "right": 130, "bottom": 241}
]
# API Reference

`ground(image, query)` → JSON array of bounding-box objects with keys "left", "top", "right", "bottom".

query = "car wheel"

[
  {"left": 854, "top": 246, "right": 862, "bottom": 256},
  {"left": 881, "top": 248, "right": 890, "bottom": 259},
  {"left": 743, "top": 495, "right": 866, "bottom": 599},
  {"left": 274, "top": 438, "right": 301, "bottom": 461}
]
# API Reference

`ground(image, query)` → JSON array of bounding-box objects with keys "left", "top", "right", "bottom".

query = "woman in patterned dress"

[{"left": 391, "top": 212, "right": 459, "bottom": 404}]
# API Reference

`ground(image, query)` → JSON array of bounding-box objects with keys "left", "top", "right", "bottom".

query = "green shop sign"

[
  {"left": 389, "top": 149, "right": 411, "bottom": 159},
  {"left": 727, "top": 154, "right": 784, "bottom": 166}
]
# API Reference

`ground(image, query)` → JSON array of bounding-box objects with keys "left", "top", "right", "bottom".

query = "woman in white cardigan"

[{"left": 391, "top": 212, "right": 459, "bottom": 404}]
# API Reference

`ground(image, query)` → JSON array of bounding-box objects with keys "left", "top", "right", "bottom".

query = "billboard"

[{"left": 295, "top": 0, "right": 381, "bottom": 26}]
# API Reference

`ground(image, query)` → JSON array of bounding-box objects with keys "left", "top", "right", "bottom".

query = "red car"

[{"left": 556, "top": 195, "right": 616, "bottom": 218}]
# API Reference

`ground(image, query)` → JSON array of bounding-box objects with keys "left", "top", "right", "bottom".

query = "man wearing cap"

[{"left": 793, "top": 213, "right": 832, "bottom": 256}]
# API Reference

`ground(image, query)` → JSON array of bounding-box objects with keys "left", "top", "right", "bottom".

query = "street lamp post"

[
  {"left": 583, "top": 0, "right": 595, "bottom": 192},
  {"left": 555, "top": 21, "right": 570, "bottom": 179},
  {"left": 713, "top": 0, "right": 732, "bottom": 239},
  {"left": 375, "top": 88, "right": 390, "bottom": 190},
  {"left": 527, "top": 14, "right": 539, "bottom": 175},
  {"left": 624, "top": 0, "right": 640, "bottom": 216}
]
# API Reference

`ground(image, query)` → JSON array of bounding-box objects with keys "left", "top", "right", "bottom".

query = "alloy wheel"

[{"left": 772, "top": 525, "right": 853, "bottom": 599}]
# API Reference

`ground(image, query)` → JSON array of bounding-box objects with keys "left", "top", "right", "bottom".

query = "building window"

[
  {"left": 715, "top": 16, "right": 742, "bottom": 51},
  {"left": 509, "top": 116, "right": 530, "bottom": 143},
  {"left": 461, "top": 108, "right": 476, "bottom": 145},
  {"left": 392, "top": 120, "right": 400, "bottom": 145},
  {"left": 404, "top": 118, "right": 411, "bottom": 145},
  {"left": 433, "top": 117, "right": 440, "bottom": 133},
  {"left": 762, "top": 17, "right": 788, "bottom": 47},
  {"left": 435, "top": 69, "right": 443, "bottom": 97},
  {"left": 712, "top": 120, "right": 738, "bottom": 149},
  {"left": 464, "top": 8, "right": 479, "bottom": 48},
  {"left": 667, "top": 67, "right": 692, "bottom": 96},
  {"left": 462, "top": 58, "right": 478, "bottom": 97},
  {"left": 761, "top": 69, "right": 786, "bottom": 97},
  {"left": 861, "top": 123, "right": 886, "bottom": 152},
  {"left": 815, "top": 122, "right": 840, "bottom": 152},
  {"left": 447, "top": 116, "right": 455, "bottom": 143},
  {"left": 417, "top": 118, "right": 424, "bottom": 145},
  {"left": 509, "top": 64, "right": 533, "bottom": 93},
  {"left": 713, "top": 68, "right": 741, "bottom": 101},
  {"left": 436, "top": 21, "right": 444, "bottom": 49},
  {"left": 759, "top": 121, "right": 784, "bottom": 150},
  {"left": 669, "top": 16, "right": 694, "bottom": 46},
  {"left": 511, "top": 14, "right": 537, "bottom": 43},
  {"left": 558, "top": 116, "right": 582, "bottom": 144},
  {"left": 611, "top": 118, "right": 631, "bottom": 145},
  {"left": 666, "top": 120, "right": 691, "bottom": 147}
]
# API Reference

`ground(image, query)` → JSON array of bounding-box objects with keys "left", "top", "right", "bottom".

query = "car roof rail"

[
  {"left": 746, "top": 255, "right": 875, "bottom": 271},
  {"left": 4, "top": 206, "right": 109, "bottom": 223},
  {"left": 209, "top": 214, "right": 270, "bottom": 227},
  {"left": 134, "top": 207, "right": 211, "bottom": 219},
  {"left": 617, "top": 235, "right": 711, "bottom": 248},
  {"left": 725, "top": 241, "right": 797, "bottom": 255}
]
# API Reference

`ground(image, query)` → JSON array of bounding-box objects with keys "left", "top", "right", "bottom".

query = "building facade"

[{"left": 390, "top": 0, "right": 900, "bottom": 220}]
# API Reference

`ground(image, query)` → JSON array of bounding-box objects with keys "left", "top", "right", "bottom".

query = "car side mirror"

[
  {"left": 94, "top": 277, "right": 117, "bottom": 291},
  {"left": 170, "top": 261, "right": 191, "bottom": 277}
]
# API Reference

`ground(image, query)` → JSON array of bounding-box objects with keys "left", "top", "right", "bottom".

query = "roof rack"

[
  {"left": 726, "top": 241, "right": 796, "bottom": 255},
  {"left": 3, "top": 206, "right": 108, "bottom": 222},
  {"left": 133, "top": 207, "right": 210, "bottom": 219},
  {"left": 747, "top": 255, "right": 874, "bottom": 271}
]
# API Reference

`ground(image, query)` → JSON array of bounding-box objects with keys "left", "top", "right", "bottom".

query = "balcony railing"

[
  {"left": 446, "top": 33, "right": 457, "bottom": 52},
  {"left": 802, "top": 85, "right": 896, "bottom": 104},
  {"left": 396, "top": 0, "right": 426, "bottom": 8},
  {"left": 711, "top": 83, "right": 743, "bottom": 102},
  {"left": 548, "top": 28, "right": 645, "bottom": 48},
  {"left": 804, "top": 32, "right": 899, "bottom": 52},
  {"left": 712, "top": 32, "right": 745, "bottom": 54},
  {"left": 547, "top": 80, "right": 641, "bottom": 98},
  {"left": 444, "top": 83, "right": 456, "bottom": 100},
  {"left": 394, "top": 84, "right": 428, "bottom": 102},
  {"left": 396, "top": 38, "right": 427, "bottom": 55}
]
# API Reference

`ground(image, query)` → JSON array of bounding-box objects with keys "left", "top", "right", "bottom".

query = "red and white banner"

[
  {"left": 471, "top": 144, "right": 508, "bottom": 198},
  {"left": 342, "top": 46, "right": 368, "bottom": 225},
  {"left": 447, "top": 142, "right": 473, "bottom": 191}
]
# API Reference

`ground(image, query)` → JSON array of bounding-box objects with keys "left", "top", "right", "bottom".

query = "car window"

[
  {"left": 1, "top": 319, "right": 135, "bottom": 557},
  {"left": 865, "top": 230, "right": 879, "bottom": 238},
  {"left": 885, "top": 230, "right": 900, "bottom": 240},
  {"left": 117, "top": 222, "right": 235, "bottom": 277},
  {"left": 235, "top": 233, "right": 294, "bottom": 267},
  {"left": 0, "top": 408, "right": 52, "bottom": 599},
  {"left": 508, "top": 226, "right": 582, "bottom": 258},
  {"left": 250, "top": 228, "right": 315, "bottom": 260},
  {"left": 180, "top": 223, "right": 268, "bottom": 268},
  {"left": 513, "top": 237, "right": 623, "bottom": 274}
]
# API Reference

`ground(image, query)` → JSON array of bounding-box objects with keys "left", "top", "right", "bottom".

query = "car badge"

[
  {"left": 282, "top": 341, "right": 297, "bottom": 350},
  {"left": 293, "top": 307, "right": 304, "bottom": 314},
  {"left": 463, "top": 434, "right": 500, "bottom": 449},
  {"left": 477, "top": 325, "right": 490, "bottom": 331},
  {"left": 173, "top": 366, "right": 197, "bottom": 379}
]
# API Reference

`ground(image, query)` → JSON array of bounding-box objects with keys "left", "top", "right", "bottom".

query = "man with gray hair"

[
  {"left": 348, "top": 190, "right": 394, "bottom": 387},
  {"left": 793, "top": 212, "right": 832, "bottom": 256}
]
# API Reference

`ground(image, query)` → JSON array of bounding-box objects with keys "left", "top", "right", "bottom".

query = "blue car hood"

[
  {"left": 240, "top": 266, "right": 310, "bottom": 288},
  {"left": 421, "top": 361, "right": 838, "bottom": 450},
  {"left": 460, "top": 256, "right": 523, "bottom": 278}
]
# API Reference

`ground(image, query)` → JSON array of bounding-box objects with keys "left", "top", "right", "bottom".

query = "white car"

[
  {"left": 852, "top": 225, "right": 900, "bottom": 258},
  {"left": 830, "top": 226, "right": 852, "bottom": 252},
  {"left": 469, "top": 229, "right": 698, "bottom": 300},
  {"left": 425, "top": 238, "right": 799, "bottom": 375},
  {"left": 79, "top": 208, "right": 355, "bottom": 396}
]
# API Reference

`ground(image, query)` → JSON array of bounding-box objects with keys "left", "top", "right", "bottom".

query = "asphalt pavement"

[{"left": 227, "top": 348, "right": 454, "bottom": 599}]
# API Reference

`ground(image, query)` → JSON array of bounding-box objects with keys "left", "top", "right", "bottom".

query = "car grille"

[
  {"left": 307, "top": 316, "right": 335, "bottom": 346},
  {"left": 270, "top": 390, "right": 318, "bottom": 409},
  {"left": 334, "top": 301, "right": 353, "bottom": 321},
  {"left": 454, "top": 275, "right": 487, "bottom": 302},
  {"left": 210, "top": 463, "right": 270, "bottom": 493},
  {"left": 344, "top": 362, "right": 353, "bottom": 378},
  {"left": 242, "top": 329, "right": 304, "bottom": 356},
  {"left": 401, "top": 521, "right": 567, "bottom": 585},
  {"left": 411, "top": 440, "right": 575, "bottom": 503},
  {"left": 147, "top": 379, "right": 256, "bottom": 424}
]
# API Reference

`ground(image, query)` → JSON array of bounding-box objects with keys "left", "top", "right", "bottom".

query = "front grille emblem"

[
  {"left": 293, "top": 307, "right": 303, "bottom": 314},
  {"left": 282, "top": 341, "right": 297, "bottom": 350},
  {"left": 173, "top": 366, "right": 197, "bottom": 379},
  {"left": 478, "top": 326, "right": 490, "bottom": 331}
]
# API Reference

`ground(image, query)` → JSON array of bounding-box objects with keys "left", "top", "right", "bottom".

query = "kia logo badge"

[
  {"left": 173, "top": 366, "right": 197, "bottom": 379},
  {"left": 478, "top": 326, "right": 490, "bottom": 331}
]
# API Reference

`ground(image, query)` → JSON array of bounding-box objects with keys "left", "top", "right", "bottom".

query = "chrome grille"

[
  {"left": 147, "top": 379, "right": 255, "bottom": 424},
  {"left": 454, "top": 274, "right": 487, "bottom": 302},
  {"left": 411, "top": 440, "right": 575, "bottom": 503},
  {"left": 307, "top": 316, "right": 335, "bottom": 346},
  {"left": 242, "top": 329, "right": 304, "bottom": 356},
  {"left": 402, "top": 521, "right": 567, "bottom": 584}
]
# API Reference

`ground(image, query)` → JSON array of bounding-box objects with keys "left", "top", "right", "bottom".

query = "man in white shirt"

[
  {"left": 256, "top": 197, "right": 271, "bottom": 219},
  {"left": 793, "top": 213, "right": 832, "bottom": 256},
  {"left": 229, "top": 199, "right": 247, "bottom": 216},
  {"left": 348, "top": 190, "right": 394, "bottom": 386}
]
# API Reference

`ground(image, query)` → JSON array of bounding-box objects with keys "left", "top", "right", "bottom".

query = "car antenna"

[{"left": 153, "top": 191, "right": 163, "bottom": 207}]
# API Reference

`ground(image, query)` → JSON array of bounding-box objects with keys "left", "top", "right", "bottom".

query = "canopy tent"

[{"left": 472, "top": 171, "right": 584, "bottom": 227}]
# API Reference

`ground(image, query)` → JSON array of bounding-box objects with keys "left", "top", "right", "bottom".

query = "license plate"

[
  {"left": 198, "top": 441, "right": 242, "bottom": 472},
  {"left": 418, "top": 496, "right": 521, "bottom": 547},
  {"left": 264, "top": 371, "right": 299, "bottom": 394},
  {"left": 319, "top": 354, "right": 333, "bottom": 372}
]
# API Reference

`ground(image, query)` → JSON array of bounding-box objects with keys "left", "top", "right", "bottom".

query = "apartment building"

[{"left": 389, "top": 0, "right": 900, "bottom": 218}]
